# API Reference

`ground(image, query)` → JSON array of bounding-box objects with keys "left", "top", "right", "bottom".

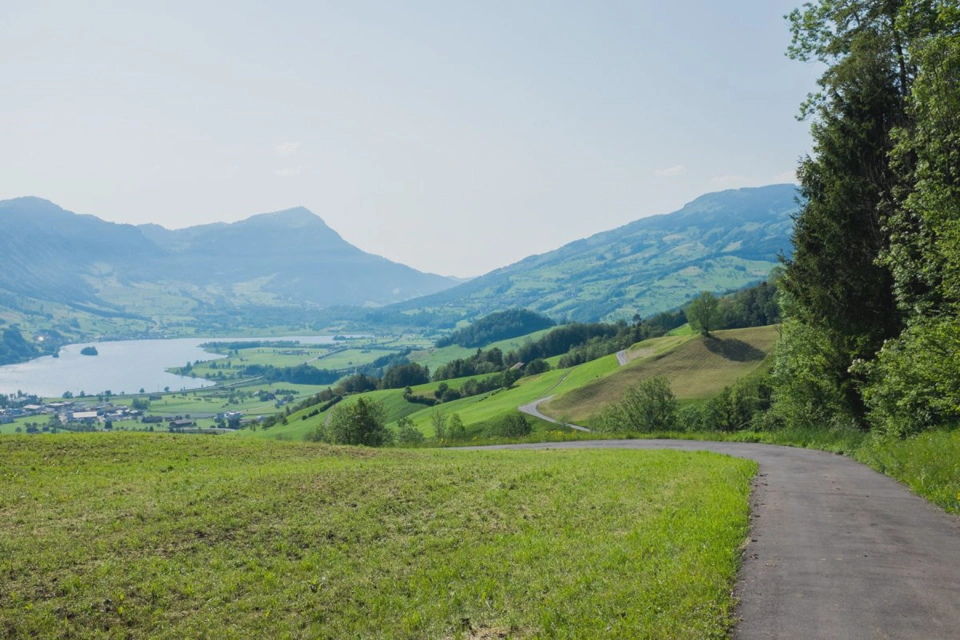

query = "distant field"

[
  {"left": 545, "top": 326, "right": 779, "bottom": 424},
  {"left": 408, "top": 328, "right": 556, "bottom": 371},
  {"left": 0, "top": 434, "right": 755, "bottom": 638}
]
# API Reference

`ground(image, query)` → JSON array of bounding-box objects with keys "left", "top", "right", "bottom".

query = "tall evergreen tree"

[{"left": 777, "top": 0, "right": 928, "bottom": 420}]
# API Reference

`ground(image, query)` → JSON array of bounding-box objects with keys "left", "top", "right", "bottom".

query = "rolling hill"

[{"left": 390, "top": 184, "right": 798, "bottom": 322}]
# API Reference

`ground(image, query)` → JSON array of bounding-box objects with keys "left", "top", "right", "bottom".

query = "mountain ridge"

[
  {"left": 389, "top": 184, "right": 798, "bottom": 322},
  {"left": 0, "top": 198, "right": 457, "bottom": 320}
]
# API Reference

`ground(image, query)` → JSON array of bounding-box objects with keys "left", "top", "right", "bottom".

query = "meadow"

[
  {"left": 544, "top": 326, "right": 778, "bottom": 425},
  {"left": 0, "top": 434, "right": 755, "bottom": 639}
]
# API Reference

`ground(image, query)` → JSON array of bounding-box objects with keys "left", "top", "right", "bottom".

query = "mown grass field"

[
  {"left": 0, "top": 434, "right": 756, "bottom": 639},
  {"left": 544, "top": 326, "right": 779, "bottom": 424}
]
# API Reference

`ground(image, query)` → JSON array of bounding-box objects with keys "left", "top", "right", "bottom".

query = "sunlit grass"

[{"left": 0, "top": 433, "right": 755, "bottom": 639}]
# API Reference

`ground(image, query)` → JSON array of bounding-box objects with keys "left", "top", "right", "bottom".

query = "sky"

[{"left": 0, "top": 1, "right": 820, "bottom": 277}]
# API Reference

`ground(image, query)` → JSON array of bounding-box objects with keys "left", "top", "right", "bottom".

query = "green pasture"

[
  {"left": 544, "top": 326, "right": 779, "bottom": 424},
  {"left": 0, "top": 434, "right": 755, "bottom": 639}
]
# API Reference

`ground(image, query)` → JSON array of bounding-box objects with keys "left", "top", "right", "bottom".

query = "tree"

[
  {"left": 773, "top": 0, "right": 942, "bottom": 423},
  {"left": 599, "top": 376, "right": 678, "bottom": 433},
  {"left": 380, "top": 363, "right": 430, "bottom": 390},
  {"left": 396, "top": 417, "right": 425, "bottom": 445},
  {"left": 862, "top": 5, "right": 960, "bottom": 435},
  {"left": 431, "top": 410, "right": 448, "bottom": 440},
  {"left": 325, "top": 398, "right": 391, "bottom": 447},
  {"left": 524, "top": 358, "right": 550, "bottom": 376},
  {"left": 448, "top": 413, "right": 466, "bottom": 439},
  {"left": 686, "top": 292, "right": 720, "bottom": 336}
]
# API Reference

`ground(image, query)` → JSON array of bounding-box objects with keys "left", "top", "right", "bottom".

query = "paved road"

[
  {"left": 517, "top": 396, "right": 590, "bottom": 432},
  {"left": 460, "top": 439, "right": 960, "bottom": 639},
  {"left": 616, "top": 349, "right": 629, "bottom": 366}
]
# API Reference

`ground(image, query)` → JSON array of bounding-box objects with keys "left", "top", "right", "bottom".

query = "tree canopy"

[
  {"left": 773, "top": 0, "right": 960, "bottom": 435},
  {"left": 435, "top": 309, "right": 555, "bottom": 348}
]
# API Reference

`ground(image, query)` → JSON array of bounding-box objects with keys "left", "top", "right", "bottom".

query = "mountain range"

[
  {"left": 391, "top": 184, "right": 798, "bottom": 322},
  {"left": 0, "top": 184, "right": 797, "bottom": 341},
  {"left": 0, "top": 197, "right": 454, "bottom": 315}
]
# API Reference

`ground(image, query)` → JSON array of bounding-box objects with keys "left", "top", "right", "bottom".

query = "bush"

[
  {"left": 598, "top": 376, "right": 678, "bottom": 433},
  {"left": 312, "top": 398, "right": 392, "bottom": 447},
  {"left": 862, "top": 318, "right": 960, "bottom": 437},
  {"left": 488, "top": 413, "right": 532, "bottom": 438},
  {"left": 447, "top": 413, "right": 466, "bottom": 440},
  {"left": 769, "top": 319, "right": 859, "bottom": 431},
  {"left": 395, "top": 417, "right": 425, "bottom": 445}
]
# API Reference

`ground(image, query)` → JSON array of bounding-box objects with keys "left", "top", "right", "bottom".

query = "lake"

[{"left": 0, "top": 336, "right": 337, "bottom": 398}]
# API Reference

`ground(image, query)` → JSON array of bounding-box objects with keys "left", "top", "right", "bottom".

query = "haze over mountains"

[
  {"left": 0, "top": 197, "right": 455, "bottom": 314},
  {"left": 0, "top": 184, "right": 796, "bottom": 339}
]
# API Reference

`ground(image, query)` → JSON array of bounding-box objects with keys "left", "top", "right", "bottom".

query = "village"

[{"left": 0, "top": 393, "right": 247, "bottom": 434}]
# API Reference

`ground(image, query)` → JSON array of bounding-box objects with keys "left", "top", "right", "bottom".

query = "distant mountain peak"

[
  {"left": 244, "top": 206, "right": 328, "bottom": 228},
  {"left": 0, "top": 196, "right": 65, "bottom": 213}
]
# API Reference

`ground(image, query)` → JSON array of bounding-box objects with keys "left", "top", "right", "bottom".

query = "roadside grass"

[
  {"left": 854, "top": 428, "right": 960, "bottom": 513},
  {"left": 544, "top": 326, "right": 779, "bottom": 423},
  {"left": 692, "top": 427, "right": 960, "bottom": 513},
  {"left": 494, "top": 424, "right": 960, "bottom": 515},
  {"left": 0, "top": 434, "right": 756, "bottom": 639}
]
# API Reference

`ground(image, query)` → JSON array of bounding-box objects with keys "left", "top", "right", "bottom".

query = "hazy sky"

[{"left": 1, "top": 1, "right": 818, "bottom": 277}]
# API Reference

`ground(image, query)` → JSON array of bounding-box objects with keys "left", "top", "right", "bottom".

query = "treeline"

[
  {"left": 202, "top": 340, "right": 303, "bottom": 352},
  {"left": 435, "top": 309, "right": 555, "bottom": 348},
  {"left": 430, "top": 282, "right": 780, "bottom": 383},
  {"left": 0, "top": 327, "right": 43, "bottom": 366},
  {"left": 240, "top": 363, "right": 342, "bottom": 385},
  {"left": 713, "top": 278, "right": 781, "bottom": 330},
  {"left": 557, "top": 311, "right": 688, "bottom": 367},
  {"left": 694, "top": 1, "right": 960, "bottom": 439}
]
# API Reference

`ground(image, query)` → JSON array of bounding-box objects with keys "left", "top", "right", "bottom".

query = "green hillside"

[
  {"left": 390, "top": 185, "right": 798, "bottom": 322},
  {"left": 251, "top": 325, "right": 779, "bottom": 443},
  {"left": 544, "top": 326, "right": 779, "bottom": 424}
]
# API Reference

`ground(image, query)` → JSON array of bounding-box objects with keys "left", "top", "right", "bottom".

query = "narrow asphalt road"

[
  {"left": 459, "top": 439, "right": 960, "bottom": 639},
  {"left": 615, "top": 349, "right": 629, "bottom": 366},
  {"left": 517, "top": 396, "right": 590, "bottom": 432}
]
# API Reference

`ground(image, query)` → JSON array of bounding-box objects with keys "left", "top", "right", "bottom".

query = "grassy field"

[
  {"left": 0, "top": 434, "right": 756, "bottom": 639},
  {"left": 544, "top": 326, "right": 779, "bottom": 424}
]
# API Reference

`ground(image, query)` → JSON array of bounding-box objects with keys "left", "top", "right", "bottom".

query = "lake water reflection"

[{"left": 0, "top": 336, "right": 336, "bottom": 398}]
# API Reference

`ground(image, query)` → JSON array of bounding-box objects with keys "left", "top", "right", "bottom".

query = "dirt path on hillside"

[{"left": 458, "top": 440, "right": 960, "bottom": 639}]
